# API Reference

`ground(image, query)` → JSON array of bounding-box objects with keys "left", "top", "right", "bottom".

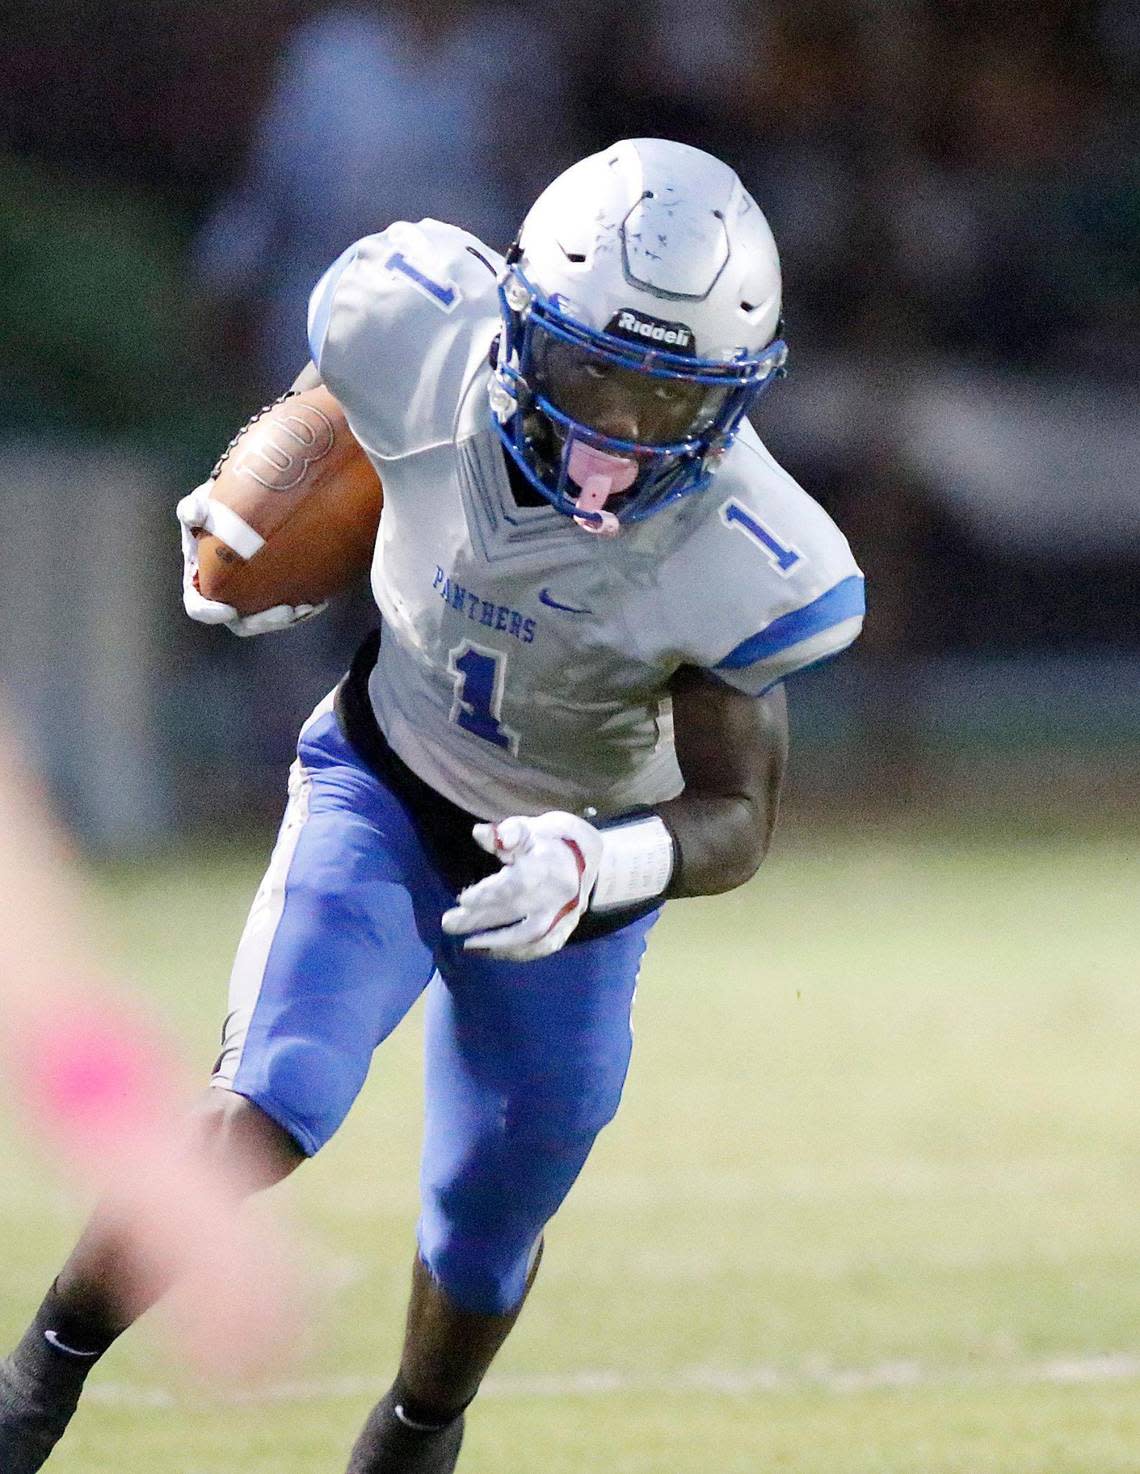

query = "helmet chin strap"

[{"left": 567, "top": 439, "right": 637, "bottom": 537}]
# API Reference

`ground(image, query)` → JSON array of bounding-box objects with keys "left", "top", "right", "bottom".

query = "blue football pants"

[{"left": 212, "top": 700, "right": 657, "bottom": 1314}]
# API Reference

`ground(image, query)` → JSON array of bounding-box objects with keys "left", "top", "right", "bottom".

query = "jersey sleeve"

[
  {"left": 656, "top": 425, "right": 865, "bottom": 696},
  {"left": 711, "top": 568, "right": 865, "bottom": 695},
  {"left": 305, "top": 220, "right": 503, "bottom": 459}
]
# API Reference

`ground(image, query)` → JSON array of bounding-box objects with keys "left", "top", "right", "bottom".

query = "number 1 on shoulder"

[{"left": 721, "top": 499, "right": 803, "bottom": 576}]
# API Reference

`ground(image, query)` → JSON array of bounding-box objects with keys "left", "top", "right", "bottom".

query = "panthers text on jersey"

[{"left": 307, "top": 219, "right": 865, "bottom": 820}]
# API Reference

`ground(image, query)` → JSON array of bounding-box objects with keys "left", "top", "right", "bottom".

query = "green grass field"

[{"left": 2, "top": 824, "right": 1138, "bottom": 1473}]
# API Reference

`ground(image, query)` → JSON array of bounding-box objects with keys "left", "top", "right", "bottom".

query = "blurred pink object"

[
  {"left": 0, "top": 715, "right": 302, "bottom": 1381},
  {"left": 19, "top": 1010, "right": 167, "bottom": 1145}
]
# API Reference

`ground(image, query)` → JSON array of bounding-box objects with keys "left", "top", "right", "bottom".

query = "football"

[{"left": 195, "top": 385, "right": 383, "bottom": 615}]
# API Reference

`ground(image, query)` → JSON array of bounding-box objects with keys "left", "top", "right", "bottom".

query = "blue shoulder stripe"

[
  {"left": 307, "top": 242, "right": 360, "bottom": 367},
  {"left": 716, "top": 575, "right": 865, "bottom": 670}
]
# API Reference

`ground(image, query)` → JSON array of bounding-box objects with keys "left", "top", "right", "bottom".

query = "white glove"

[
  {"left": 441, "top": 812, "right": 603, "bottom": 962},
  {"left": 176, "top": 484, "right": 327, "bottom": 637}
]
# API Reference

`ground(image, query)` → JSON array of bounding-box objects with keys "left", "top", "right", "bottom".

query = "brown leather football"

[{"left": 195, "top": 385, "right": 383, "bottom": 615}]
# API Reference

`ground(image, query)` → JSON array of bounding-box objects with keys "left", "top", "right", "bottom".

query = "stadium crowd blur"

[{"left": 2, "top": 0, "right": 1137, "bottom": 841}]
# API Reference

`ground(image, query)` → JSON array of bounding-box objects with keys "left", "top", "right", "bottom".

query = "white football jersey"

[{"left": 308, "top": 220, "right": 864, "bottom": 819}]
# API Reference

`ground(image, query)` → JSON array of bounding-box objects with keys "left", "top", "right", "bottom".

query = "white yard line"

[{"left": 85, "top": 1352, "right": 1140, "bottom": 1409}]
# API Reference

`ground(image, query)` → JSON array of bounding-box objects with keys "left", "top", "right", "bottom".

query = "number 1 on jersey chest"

[{"left": 447, "top": 641, "right": 519, "bottom": 754}]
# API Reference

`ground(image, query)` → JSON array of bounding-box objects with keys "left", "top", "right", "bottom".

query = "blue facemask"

[{"left": 491, "top": 266, "right": 788, "bottom": 532}]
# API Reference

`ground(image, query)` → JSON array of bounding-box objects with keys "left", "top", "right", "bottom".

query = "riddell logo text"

[{"left": 609, "top": 310, "right": 694, "bottom": 352}]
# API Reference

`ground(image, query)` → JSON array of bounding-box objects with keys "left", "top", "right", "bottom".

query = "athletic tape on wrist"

[
  {"left": 590, "top": 813, "right": 675, "bottom": 911},
  {"left": 201, "top": 500, "right": 265, "bottom": 561}
]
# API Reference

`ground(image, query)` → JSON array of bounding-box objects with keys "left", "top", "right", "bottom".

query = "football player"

[{"left": 0, "top": 138, "right": 864, "bottom": 1473}]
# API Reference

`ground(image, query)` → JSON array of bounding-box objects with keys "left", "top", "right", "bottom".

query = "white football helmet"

[{"left": 490, "top": 138, "right": 787, "bottom": 533}]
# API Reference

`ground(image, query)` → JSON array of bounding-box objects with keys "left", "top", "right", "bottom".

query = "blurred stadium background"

[
  {"left": 1, "top": 2, "right": 1137, "bottom": 1471},
  {"left": 3, "top": 0, "right": 1137, "bottom": 840}
]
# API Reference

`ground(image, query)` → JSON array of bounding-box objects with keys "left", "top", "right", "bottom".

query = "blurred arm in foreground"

[{"left": 0, "top": 711, "right": 301, "bottom": 1406}]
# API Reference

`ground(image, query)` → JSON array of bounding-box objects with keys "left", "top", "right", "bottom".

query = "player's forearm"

[
  {"left": 657, "top": 787, "right": 778, "bottom": 897},
  {"left": 656, "top": 672, "right": 788, "bottom": 898}
]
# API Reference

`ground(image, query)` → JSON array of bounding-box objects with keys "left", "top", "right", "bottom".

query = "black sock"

[
  {"left": 389, "top": 1371, "right": 468, "bottom": 1431},
  {"left": 345, "top": 1376, "right": 468, "bottom": 1474},
  {"left": 11, "top": 1281, "right": 122, "bottom": 1386}
]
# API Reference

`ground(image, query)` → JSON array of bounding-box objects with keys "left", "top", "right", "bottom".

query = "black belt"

[{"left": 333, "top": 629, "right": 660, "bottom": 941}]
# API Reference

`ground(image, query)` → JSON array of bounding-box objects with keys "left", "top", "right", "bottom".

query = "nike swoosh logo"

[
  {"left": 44, "top": 1330, "right": 99, "bottom": 1358},
  {"left": 395, "top": 1403, "right": 449, "bottom": 1432},
  {"left": 539, "top": 588, "right": 593, "bottom": 615}
]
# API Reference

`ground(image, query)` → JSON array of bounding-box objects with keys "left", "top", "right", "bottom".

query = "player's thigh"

[
  {"left": 417, "top": 913, "right": 657, "bottom": 1310},
  {"left": 215, "top": 710, "right": 437, "bottom": 1157}
]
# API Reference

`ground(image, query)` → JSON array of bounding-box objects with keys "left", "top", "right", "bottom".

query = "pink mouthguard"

[{"left": 567, "top": 441, "right": 638, "bottom": 536}]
